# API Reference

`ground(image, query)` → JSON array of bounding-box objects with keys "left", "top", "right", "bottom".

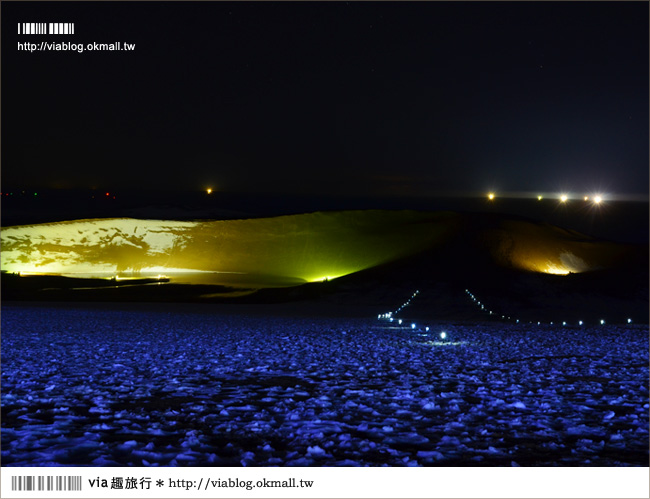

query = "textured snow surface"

[{"left": 2, "top": 304, "right": 648, "bottom": 467}]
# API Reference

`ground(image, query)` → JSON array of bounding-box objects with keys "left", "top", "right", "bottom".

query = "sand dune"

[{"left": 0, "top": 210, "right": 643, "bottom": 286}]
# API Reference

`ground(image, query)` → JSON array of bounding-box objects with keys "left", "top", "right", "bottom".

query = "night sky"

[{"left": 2, "top": 1, "right": 648, "bottom": 199}]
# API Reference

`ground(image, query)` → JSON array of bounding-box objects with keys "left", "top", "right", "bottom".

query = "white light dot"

[
  {"left": 600, "top": 319, "right": 605, "bottom": 325},
  {"left": 440, "top": 332, "right": 447, "bottom": 339},
  {"left": 627, "top": 318, "right": 632, "bottom": 324}
]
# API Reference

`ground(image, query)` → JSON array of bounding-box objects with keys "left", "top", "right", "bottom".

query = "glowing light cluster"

[
  {"left": 543, "top": 265, "right": 571, "bottom": 276},
  {"left": 313, "top": 275, "right": 341, "bottom": 282}
]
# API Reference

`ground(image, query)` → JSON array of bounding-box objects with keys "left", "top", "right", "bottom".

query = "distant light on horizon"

[
  {"left": 462, "top": 190, "right": 645, "bottom": 203},
  {"left": 206, "top": 188, "right": 213, "bottom": 194},
  {"left": 560, "top": 194, "right": 568, "bottom": 203},
  {"left": 594, "top": 195, "right": 602, "bottom": 204}
]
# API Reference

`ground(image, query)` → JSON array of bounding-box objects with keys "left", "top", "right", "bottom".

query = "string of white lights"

[
  {"left": 377, "top": 289, "right": 420, "bottom": 321},
  {"left": 464, "top": 289, "right": 634, "bottom": 326},
  {"left": 377, "top": 290, "right": 447, "bottom": 340},
  {"left": 376, "top": 288, "right": 635, "bottom": 335}
]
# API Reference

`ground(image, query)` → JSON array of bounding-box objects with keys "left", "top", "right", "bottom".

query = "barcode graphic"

[
  {"left": 11, "top": 476, "right": 82, "bottom": 491},
  {"left": 18, "top": 23, "right": 75, "bottom": 35}
]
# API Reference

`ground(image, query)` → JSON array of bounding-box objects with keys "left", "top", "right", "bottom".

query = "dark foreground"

[{"left": 2, "top": 303, "right": 648, "bottom": 467}]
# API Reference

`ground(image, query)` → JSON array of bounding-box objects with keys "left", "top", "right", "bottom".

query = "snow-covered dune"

[
  {"left": 0, "top": 210, "right": 639, "bottom": 285},
  {"left": 0, "top": 211, "right": 455, "bottom": 282}
]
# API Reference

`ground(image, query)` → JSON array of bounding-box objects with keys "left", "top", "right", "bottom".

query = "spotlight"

[
  {"left": 600, "top": 319, "right": 605, "bottom": 325},
  {"left": 537, "top": 195, "right": 543, "bottom": 201},
  {"left": 411, "top": 323, "right": 416, "bottom": 329},
  {"left": 440, "top": 332, "right": 447, "bottom": 340},
  {"left": 560, "top": 194, "right": 568, "bottom": 203},
  {"left": 579, "top": 320, "right": 583, "bottom": 326},
  {"left": 206, "top": 188, "right": 213, "bottom": 194},
  {"left": 627, "top": 318, "right": 632, "bottom": 324},
  {"left": 425, "top": 327, "right": 429, "bottom": 332},
  {"left": 594, "top": 195, "right": 602, "bottom": 204},
  {"left": 488, "top": 193, "right": 495, "bottom": 200}
]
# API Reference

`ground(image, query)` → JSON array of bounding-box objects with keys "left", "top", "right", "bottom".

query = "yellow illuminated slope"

[
  {"left": 475, "top": 219, "right": 630, "bottom": 275},
  {"left": 0, "top": 211, "right": 457, "bottom": 284},
  {"left": 0, "top": 211, "right": 635, "bottom": 286}
]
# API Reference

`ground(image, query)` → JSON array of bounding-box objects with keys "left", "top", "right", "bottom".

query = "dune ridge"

[{"left": 1, "top": 210, "right": 643, "bottom": 285}]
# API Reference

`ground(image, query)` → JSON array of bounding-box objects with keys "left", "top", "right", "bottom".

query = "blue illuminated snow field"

[{"left": 2, "top": 304, "right": 648, "bottom": 466}]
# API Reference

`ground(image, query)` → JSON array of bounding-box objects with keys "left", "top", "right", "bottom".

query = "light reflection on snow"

[{"left": 422, "top": 341, "right": 466, "bottom": 347}]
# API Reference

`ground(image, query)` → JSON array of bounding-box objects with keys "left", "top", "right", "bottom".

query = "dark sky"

[{"left": 2, "top": 1, "right": 648, "bottom": 199}]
